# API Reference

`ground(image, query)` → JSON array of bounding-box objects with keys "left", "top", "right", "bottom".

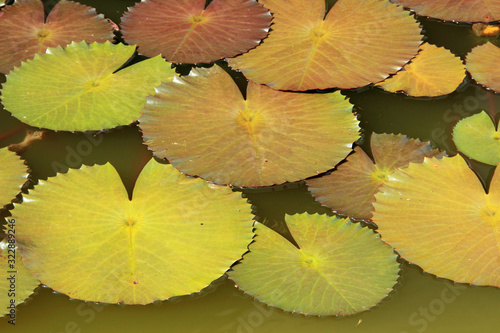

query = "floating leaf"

[
  {"left": 307, "top": 133, "right": 439, "bottom": 220},
  {"left": 121, "top": 0, "right": 272, "bottom": 64},
  {"left": 228, "top": 213, "right": 399, "bottom": 316},
  {"left": 0, "top": 147, "right": 27, "bottom": 208},
  {"left": 466, "top": 42, "right": 500, "bottom": 93},
  {"left": 0, "top": 0, "right": 115, "bottom": 74},
  {"left": 0, "top": 238, "right": 40, "bottom": 318},
  {"left": 227, "top": 0, "right": 422, "bottom": 91},
  {"left": 13, "top": 159, "right": 254, "bottom": 304},
  {"left": 373, "top": 154, "right": 500, "bottom": 287},
  {"left": 139, "top": 64, "right": 359, "bottom": 187},
  {"left": 452, "top": 111, "right": 500, "bottom": 165},
  {"left": 1, "top": 41, "right": 174, "bottom": 131},
  {"left": 393, "top": 0, "right": 500, "bottom": 22},
  {"left": 376, "top": 43, "right": 465, "bottom": 97}
]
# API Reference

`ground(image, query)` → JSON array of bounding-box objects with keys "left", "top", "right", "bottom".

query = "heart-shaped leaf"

[
  {"left": 121, "top": 0, "right": 272, "bottom": 64},
  {"left": 228, "top": 213, "right": 400, "bottom": 316},
  {"left": 13, "top": 159, "right": 254, "bottom": 304},
  {"left": 1, "top": 41, "right": 174, "bottom": 131}
]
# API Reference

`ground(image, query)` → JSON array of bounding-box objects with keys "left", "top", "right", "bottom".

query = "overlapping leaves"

[{"left": 13, "top": 159, "right": 254, "bottom": 304}]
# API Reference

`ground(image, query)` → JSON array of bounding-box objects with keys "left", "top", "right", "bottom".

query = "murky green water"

[{"left": 1, "top": 0, "right": 500, "bottom": 332}]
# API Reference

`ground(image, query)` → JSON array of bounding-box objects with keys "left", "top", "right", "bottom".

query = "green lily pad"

[
  {"left": 0, "top": 147, "right": 28, "bottom": 209},
  {"left": 0, "top": 237, "right": 40, "bottom": 318},
  {"left": 1, "top": 41, "right": 174, "bottom": 131},
  {"left": 228, "top": 213, "right": 399, "bottom": 316},
  {"left": 452, "top": 111, "right": 500, "bottom": 166},
  {"left": 13, "top": 159, "right": 254, "bottom": 304},
  {"left": 373, "top": 154, "right": 500, "bottom": 287}
]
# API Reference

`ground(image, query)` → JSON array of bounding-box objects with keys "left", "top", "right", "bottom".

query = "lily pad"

[
  {"left": 373, "top": 154, "right": 500, "bottom": 286},
  {"left": 121, "top": 0, "right": 272, "bottom": 64},
  {"left": 139, "top": 64, "right": 360, "bottom": 187},
  {"left": 228, "top": 213, "right": 400, "bottom": 316},
  {"left": 452, "top": 111, "right": 500, "bottom": 165},
  {"left": 1, "top": 41, "right": 174, "bottom": 131},
  {"left": 13, "top": 159, "right": 254, "bottom": 304},
  {"left": 0, "top": 147, "right": 28, "bottom": 208},
  {"left": 0, "top": 237, "right": 40, "bottom": 318},
  {"left": 227, "top": 0, "right": 422, "bottom": 91},
  {"left": 307, "top": 133, "right": 440, "bottom": 221},
  {"left": 376, "top": 43, "right": 465, "bottom": 97},
  {"left": 393, "top": 0, "right": 500, "bottom": 22},
  {"left": 466, "top": 42, "right": 500, "bottom": 93},
  {"left": 0, "top": 0, "right": 115, "bottom": 74}
]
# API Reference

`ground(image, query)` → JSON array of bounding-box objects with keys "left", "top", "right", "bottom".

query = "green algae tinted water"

[{"left": 1, "top": 0, "right": 500, "bottom": 332}]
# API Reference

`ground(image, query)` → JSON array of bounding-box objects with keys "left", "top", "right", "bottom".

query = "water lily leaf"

[
  {"left": 376, "top": 43, "right": 465, "bottom": 97},
  {"left": 139, "top": 64, "right": 359, "bottom": 187},
  {"left": 13, "top": 159, "right": 254, "bottom": 304},
  {"left": 1, "top": 41, "right": 174, "bottom": 131},
  {"left": 452, "top": 111, "right": 500, "bottom": 165},
  {"left": 0, "top": 0, "right": 115, "bottom": 74},
  {"left": 0, "top": 238, "right": 40, "bottom": 318},
  {"left": 228, "top": 213, "right": 400, "bottom": 316},
  {"left": 307, "top": 133, "right": 440, "bottom": 221},
  {"left": 121, "top": 0, "right": 272, "bottom": 64},
  {"left": 466, "top": 42, "right": 500, "bottom": 93},
  {"left": 0, "top": 147, "right": 28, "bottom": 208},
  {"left": 226, "top": 0, "right": 422, "bottom": 91},
  {"left": 373, "top": 154, "right": 500, "bottom": 287},
  {"left": 393, "top": 0, "right": 500, "bottom": 22}
]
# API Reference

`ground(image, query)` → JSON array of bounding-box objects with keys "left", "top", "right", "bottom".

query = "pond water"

[{"left": 1, "top": 0, "right": 500, "bottom": 332}]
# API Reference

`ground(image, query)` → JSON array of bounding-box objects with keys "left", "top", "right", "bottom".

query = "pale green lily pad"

[
  {"left": 1, "top": 41, "right": 174, "bottom": 131},
  {"left": 0, "top": 237, "right": 40, "bottom": 318},
  {"left": 0, "top": 147, "right": 28, "bottom": 208},
  {"left": 228, "top": 213, "right": 399, "bottom": 316},
  {"left": 452, "top": 111, "right": 500, "bottom": 165},
  {"left": 13, "top": 159, "right": 254, "bottom": 304}
]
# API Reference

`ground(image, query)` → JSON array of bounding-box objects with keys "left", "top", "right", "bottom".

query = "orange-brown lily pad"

[
  {"left": 0, "top": 0, "right": 115, "bottom": 74},
  {"left": 466, "top": 42, "right": 500, "bottom": 93},
  {"left": 307, "top": 133, "right": 440, "bottom": 221},
  {"left": 120, "top": 0, "right": 272, "bottom": 64},
  {"left": 373, "top": 154, "right": 500, "bottom": 287},
  {"left": 376, "top": 43, "right": 465, "bottom": 97},
  {"left": 394, "top": 0, "right": 500, "bottom": 23},
  {"left": 227, "top": 0, "right": 422, "bottom": 91},
  {"left": 139, "top": 64, "right": 360, "bottom": 187}
]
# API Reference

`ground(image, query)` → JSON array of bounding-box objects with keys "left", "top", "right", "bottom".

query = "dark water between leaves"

[{"left": 1, "top": 0, "right": 500, "bottom": 332}]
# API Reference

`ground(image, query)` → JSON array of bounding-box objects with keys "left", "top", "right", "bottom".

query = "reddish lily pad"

[
  {"left": 139, "top": 64, "right": 360, "bottom": 187},
  {"left": 466, "top": 42, "right": 500, "bottom": 93},
  {"left": 307, "top": 133, "right": 440, "bottom": 221},
  {"left": 227, "top": 0, "right": 422, "bottom": 91},
  {"left": 373, "top": 154, "right": 500, "bottom": 287},
  {"left": 0, "top": 0, "right": 115, "bottom": 74},
  {"left": 376, "top": 43, "right": 465, "bottom": 97},
  {"left": 393, "top": 0, "right": 500, "bottom": 22},
  {"left": 121, "top": 0, "right": 272, "bottom": 64}
]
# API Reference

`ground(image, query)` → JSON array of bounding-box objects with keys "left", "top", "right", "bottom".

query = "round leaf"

[
  {"left": 0, "top": 0, "right": 115, "bottom": 74},
  {"left": 139, "top": 64, "right": 360, "bottom": 187},
  {"left": 121, "top": 0, "right": 272, "bottom": 64},
  {"left": 466, "top": 42, "right": 500, "bottom": 93},
  {"left": 452, "top": 111, "right": 500, "bottom": 165},
  {"left": 228, "top": 214, "right": 400, "bottom": 316},
  {"left": 0, "top": 147, "right": 28, "bottom": 208},
  {"left": 227, "top": 0, "right": 422, "bottom": 91},
  {"left": 307, "top": 133, "right": 440, "bottom": 220},
  {"left": 393, "top": 0, "right": 500, "bottom": 22},
  {"left": 13, "top": 159, "right": 254, "bottom": 304},
  {"left": 1, "top": 41, "right": 175, "bottom": 131},
  {"left": 0, "top": 238, "right": 40, "bottom": 318},
  {"left": 373, "top": 154, "right": 500, "bottom": 287},
  {"left": 376, "top": 43, "right": 465, "bottom": 97}
]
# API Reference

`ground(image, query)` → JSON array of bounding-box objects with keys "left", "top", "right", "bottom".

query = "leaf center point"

[{"left": 236, "top": 109, "right": 262, "bottom": 135}]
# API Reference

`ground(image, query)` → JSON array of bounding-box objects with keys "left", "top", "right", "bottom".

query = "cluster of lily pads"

[{"left": 1, "top": 0, "right": 499, "bottom": 319}]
